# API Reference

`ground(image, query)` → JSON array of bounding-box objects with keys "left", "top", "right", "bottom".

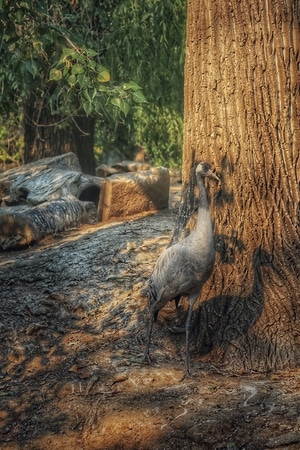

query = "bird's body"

[
  {"left": 149, "top": 214, "right": 215, "bottom": 310},
  {"left": 144, "top": 162, "right": 219, "bottom": 378}
]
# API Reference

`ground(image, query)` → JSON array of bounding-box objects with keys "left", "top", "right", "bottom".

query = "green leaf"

[
  {"left": 87, "top": 59, "right": 96, "bottom": 71},
  {"left": 122, "top": 81, "right": 142, "bottom": 91},
  {"left": 119, "top": 99, "right": 130, "bottom": 116},
  {"left": 97, "top": 85, "right": 108, "bottom": 92},
  {"left": 82, "top": 100, "right": 93, "bottom": 116},
  {"left": 132, "top": 90, "right": 147, "bottom": 103},
  {"left": 67, "top": 74, "right": 77, "bottom": 86},
  {"left": 86, "top": 48, "right": 98, "bottom": 57},
  {"left": 82, "top": 89, "right": 91, "bottom": 102},
  {"left": 90, "top": 88, "right": 97, "bottom": 100},
  {"left": 71, "top": 64, "right": 84, "bottom": 75},
  {"left": 49, "top": 68, "right": 62, "bottom": 81},
  {"left": 111, "top": 97, "right": 121, "bottom": 108},
  {"left": 24, "top": 60, "right": 39, "bottom": 78},
  {"left": 97, "top": 68, "right": 110, "bottom": 83},
  {"left": 77, "top": 73, "right": 89, "bottom": 88},
  {"left": 61, "top": 48, "right": 77, "bottom": 59}
]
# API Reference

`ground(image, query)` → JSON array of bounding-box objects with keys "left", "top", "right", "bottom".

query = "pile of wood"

[{"left": 0, "top": 153, "right": 170, "bottom": 250}]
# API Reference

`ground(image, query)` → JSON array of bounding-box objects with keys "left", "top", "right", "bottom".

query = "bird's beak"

[{"left": 207, "top": 169, "right": 220, "bottom": 183}]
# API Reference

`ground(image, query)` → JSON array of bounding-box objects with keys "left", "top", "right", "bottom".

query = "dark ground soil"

[{"left": 0, "top": 184, "right": 300, "bottom": 450}]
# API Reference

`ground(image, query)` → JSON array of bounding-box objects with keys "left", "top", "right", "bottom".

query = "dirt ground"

[{"left": 0, "top": 184, "right": 300, "bottom": 450}]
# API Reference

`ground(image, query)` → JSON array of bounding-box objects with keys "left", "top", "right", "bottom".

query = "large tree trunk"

[
  {"left": 24, "top": 92, "right": 96, "bottom": 175},
  {"left": 179, "top": 0, "right": 300, "bottom": 371}
]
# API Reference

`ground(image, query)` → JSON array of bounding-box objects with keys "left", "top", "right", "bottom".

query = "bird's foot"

[
  {"left": 142, "top": 350, "right": 153, "bottom": 366},
  {"left": 179, "top": 370, "right": 197, "bottom": 382}
]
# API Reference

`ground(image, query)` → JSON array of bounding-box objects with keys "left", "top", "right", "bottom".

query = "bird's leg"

[
  {"left": 143, "top": 288, "right": 164, "bottom": 365},
  {"left": 181, "top": 292, "right": 199, "bottom": 380},
  {"left": 168, "top": 295, "right": 185, "bottom": 334},
  {"left": 143, "top": 311, "right": 154, "bottom": 365},
  {"left": 181, "top": 305, "right": 193, "bottom": 379}
]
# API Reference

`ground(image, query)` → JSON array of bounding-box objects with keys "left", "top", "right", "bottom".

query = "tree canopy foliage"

[
  {"left": 102, "top": 0, "right": 186, "bottom": 165},
  {"left": 0, "top": 0, "right": 186, "bottom": 167}
]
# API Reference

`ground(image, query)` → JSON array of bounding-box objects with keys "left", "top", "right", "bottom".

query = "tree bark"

[{"left": 179, "top": 0, "right": 300, "bottom": 371}]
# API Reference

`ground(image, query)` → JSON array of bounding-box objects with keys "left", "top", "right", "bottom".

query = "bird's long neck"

[
  {"left": 197, "top": 174, "right": 209, "bottom": 210},
  {"left": 195, "top": 174, "right": 211, "bottom": 233}
]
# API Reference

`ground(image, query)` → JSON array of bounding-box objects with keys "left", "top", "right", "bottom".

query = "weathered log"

[
  {"left": 0, "top": 153, "right": 103, "bottom": 207},
  {"left": 0, "top": 153, "right": 103, "bottom": 250},
  {"left": 0, "top": 195, "right": 89, "bottom": 250}
]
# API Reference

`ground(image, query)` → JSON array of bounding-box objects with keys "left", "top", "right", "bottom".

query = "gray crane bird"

[{"left": 143, "top": 162, "right": 219, "bottom": 378}]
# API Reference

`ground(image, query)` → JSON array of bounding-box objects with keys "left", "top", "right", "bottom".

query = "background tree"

[
  {"left": 0, "top": 1, "right": 146, "bottom": 174},
  {"left": 178, "top": 0, "right": 299, "bottom": 371},
  {"left": 0, "top": 0, "right": 186, "bottom": 172}
]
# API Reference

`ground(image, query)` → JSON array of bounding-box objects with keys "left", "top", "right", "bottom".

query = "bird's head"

[{"left": 196, "top": 162, "right": 220, "bottom": 182}]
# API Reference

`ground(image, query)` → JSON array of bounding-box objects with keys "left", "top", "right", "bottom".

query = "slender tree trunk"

[
  {"left": 23, "top": 93, "right": 96, "bottom": 175},
  {"left": 23, "top": 93, "right": 70, "bottom": 161},
  {"left": 179, "top": 0, "right": 300, "bottom": 371},
  {"left": 71, "top": 114, "right": 96, "bottom": 176}
]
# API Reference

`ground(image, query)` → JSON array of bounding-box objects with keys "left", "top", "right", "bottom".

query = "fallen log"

[
  {"left": 0, "top": 153, "right": 103, "bottom": 249},
  {"left": 0, "top": 152, "right": 103, "bottom": 207},
  {"left": 0, "top": 195, "right": 90, "bottom": 250}
]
